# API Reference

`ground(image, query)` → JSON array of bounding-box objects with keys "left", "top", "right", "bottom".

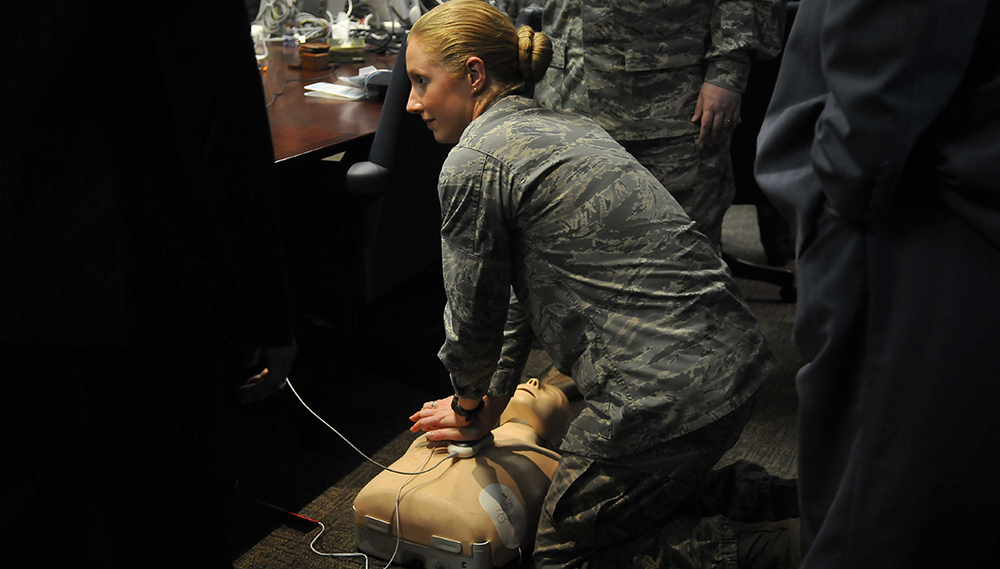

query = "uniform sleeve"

[
  {"left": 705, "top": 0, "right": 786, "bottom": 93},
  {"left": 811, "top": 0, "right": 991, "bottom": 220},
  {"left": 436, "top": 150, "right": 516, "bottom": 399},
  {"left": 488, "top": 290, "right": 535, "bottom": 397}
]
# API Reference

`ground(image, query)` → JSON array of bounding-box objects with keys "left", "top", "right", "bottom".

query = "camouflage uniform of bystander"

[{"left": 534, "top": 0, "right": 786, "bottom": 248}]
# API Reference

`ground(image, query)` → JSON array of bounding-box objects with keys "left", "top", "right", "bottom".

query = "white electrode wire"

[
  {"left": 386, "top": 448, "right": 435, "bottom": 567},
  {"left": 233, "top": 478, "right": 371, "bottom": 566},
  {"left": 239, "top": 375, "right": 446, "bottom": 567},
  {"left": 305, "top": 448, "right": 435, "bottom": 568},
  {"left": 308, "top": 522, "right": 371, "bottom": 567},
  {"left": 284, "top": 376, "right": 456, "bottom": 475}
]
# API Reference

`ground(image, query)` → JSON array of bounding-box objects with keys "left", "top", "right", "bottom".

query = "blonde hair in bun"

[
  {"left": 517, "top": 25, "right": 553, "bottom": 86},
  {"left": 410, "top": 0, "right": 552, "bottom": 97}
]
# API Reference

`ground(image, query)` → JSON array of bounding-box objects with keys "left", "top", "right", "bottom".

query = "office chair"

[
  {"left": 725, "top": 1, "right": 799, "bottom": 302},
  {"left": 309, "top": 35, "right": 452, "bottom": 386},
  {"left": 345, "top": 36, "right": 452, "bottom": 305}
]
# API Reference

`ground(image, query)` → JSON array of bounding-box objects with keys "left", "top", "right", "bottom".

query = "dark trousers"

[{"left": 794, "top": 197, "right": 1000, "bottom": 568}]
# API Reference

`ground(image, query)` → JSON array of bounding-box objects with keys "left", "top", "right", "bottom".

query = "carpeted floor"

[{"left": 226, "top": 205, "right": 803, "bottom": 569}]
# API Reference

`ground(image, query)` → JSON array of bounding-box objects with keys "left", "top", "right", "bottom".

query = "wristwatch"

[{"left": 451, "top": 396, "right": 484, "bottom": 423}]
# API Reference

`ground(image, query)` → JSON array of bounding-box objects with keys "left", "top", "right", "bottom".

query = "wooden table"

[{"left": 259, "top": 43, "right": 397, "bottom": 164}]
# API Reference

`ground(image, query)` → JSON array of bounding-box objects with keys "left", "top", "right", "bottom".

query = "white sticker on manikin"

[{"left": 478, "top": 484, "right": 527, "bottom": 549}]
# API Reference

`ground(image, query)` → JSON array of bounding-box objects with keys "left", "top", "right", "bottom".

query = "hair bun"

[{"left": 517, "top": 26, "right": 553, "bottom": 85}]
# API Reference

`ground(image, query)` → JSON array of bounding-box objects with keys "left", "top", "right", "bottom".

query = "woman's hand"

[
  {"left": 409, "top": 394, "right": 511, "bottom": 443},
  {"left": 692, "top": 82, "right": 743, "bottom": 147}
]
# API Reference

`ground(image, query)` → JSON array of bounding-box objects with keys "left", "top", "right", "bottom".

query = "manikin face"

[
  {"left": 405, "top": 37, "right": 477, "bottom": 144},
  {"left": 501, "top": 378, "right": 571, "bottom": 448}
]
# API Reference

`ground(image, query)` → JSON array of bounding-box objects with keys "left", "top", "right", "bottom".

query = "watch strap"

[{"left": 451, "top": 396, "right": 484, "bottom": 422}]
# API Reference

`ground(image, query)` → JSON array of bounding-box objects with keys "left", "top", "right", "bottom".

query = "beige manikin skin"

[{"left": 353, "top": 378, "right": 572, "bottom": 567}]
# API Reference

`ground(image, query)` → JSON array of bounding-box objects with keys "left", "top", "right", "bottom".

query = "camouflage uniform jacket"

[
  {"left": 437, "top": 96, "right": 773, "bottom": 458},
  {"left": 534, "top": 0, "right": 785, "bottom": 140}
]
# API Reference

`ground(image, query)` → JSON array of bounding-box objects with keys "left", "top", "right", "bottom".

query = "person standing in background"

[
  {"left": 755, "top": 0, "right": 1000, "bottom": 566},
  {"left": 534, "top": 0, "right": 786, "bottom": 249}
]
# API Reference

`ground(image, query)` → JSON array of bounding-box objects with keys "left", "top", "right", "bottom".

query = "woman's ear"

[{"left": 465, "top": 56, "right": 486, "bottom": 93}]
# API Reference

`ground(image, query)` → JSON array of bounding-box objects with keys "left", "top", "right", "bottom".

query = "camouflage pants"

[
  {"left": 622, "top": 134, "right": 735, "bottom": 251},
  {"left": 534, "top": 396, "right": 797, "bottom": 569}
]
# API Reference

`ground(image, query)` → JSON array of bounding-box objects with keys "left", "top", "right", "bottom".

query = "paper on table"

[
  {"left": 303, "top": 82, "right": 364, "bottom": 100},
  {"left": 338, "top": 65, "right": 381, "bottom": 88}
]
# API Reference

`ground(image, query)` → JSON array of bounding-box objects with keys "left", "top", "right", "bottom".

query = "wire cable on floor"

[{"left": 237, "top": 375, "right": 451, "bottom": 567}]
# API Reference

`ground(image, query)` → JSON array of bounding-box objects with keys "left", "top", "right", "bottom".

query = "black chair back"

[{"left": 344, "top": 36, "right": 451, "bottom": 303}]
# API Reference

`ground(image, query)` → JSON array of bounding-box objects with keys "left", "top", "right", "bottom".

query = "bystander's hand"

[
  {"left": 237, "top": 337, "right": 298, "bottom": 404},
  {"left": 692, "top": 82, "right": 743, "bottom": 146}
]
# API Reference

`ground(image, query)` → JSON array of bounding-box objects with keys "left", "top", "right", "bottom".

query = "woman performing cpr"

[{"left": 405, "top": 1, "right": 797, "bottom": 567}]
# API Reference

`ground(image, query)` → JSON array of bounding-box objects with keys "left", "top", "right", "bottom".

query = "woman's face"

[{"left": 405, "top": 37, "right": 476, "bottom": 144}]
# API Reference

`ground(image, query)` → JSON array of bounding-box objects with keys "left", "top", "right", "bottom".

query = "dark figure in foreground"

[
  {"left": 1, "top": 2, "right": 295, "bottom": 567},
  {"left": 756, "top": 0, "right": 1000, "bottom": 566}
]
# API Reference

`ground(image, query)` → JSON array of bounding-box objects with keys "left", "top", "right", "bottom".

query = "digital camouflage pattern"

[
  {"left": 534, "top": 0, "right": 786, "bottom": 140},
  {"left": 534, "top": 400, "right": 798, "bottom": 569},
  {"left": 621, "top": 135, "right": 734, "bottom": 251},
  {"left": 436, "top": 96, "right": 773, "bottom": 459},
  {"left": 532, "top": 0, "right": 785, "bottom": 249}
]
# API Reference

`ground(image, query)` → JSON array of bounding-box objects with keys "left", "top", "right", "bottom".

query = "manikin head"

[{"left": 499, "top": 378, "right": 571, "bottom": 450}]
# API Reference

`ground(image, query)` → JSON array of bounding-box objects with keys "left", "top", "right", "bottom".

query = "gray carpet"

[
  {"left": 231, "top": 204, "right": 803, "bottom": 568},
  {"left": 717, "top": 205, "right": 800, "bottom": 480}
]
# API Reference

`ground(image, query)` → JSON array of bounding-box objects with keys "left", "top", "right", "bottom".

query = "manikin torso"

[{"left": 353, "top": 379, "right": 570, "bottom": 568}]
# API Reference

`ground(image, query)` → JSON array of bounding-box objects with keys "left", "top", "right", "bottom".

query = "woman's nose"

[{"left": 406, "top": 90, "right": 421, "bottom": 113}]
